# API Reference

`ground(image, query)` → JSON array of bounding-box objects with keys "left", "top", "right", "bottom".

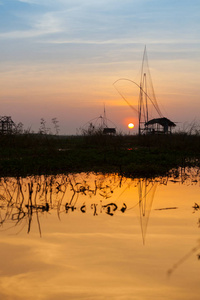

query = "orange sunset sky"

[{"left": 0, "top": 0, "right": 200, "bottom": 134}]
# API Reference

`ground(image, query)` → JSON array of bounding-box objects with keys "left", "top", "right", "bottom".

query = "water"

[{"left": 0, "top": 170, "right": 200, "bottom": 300}]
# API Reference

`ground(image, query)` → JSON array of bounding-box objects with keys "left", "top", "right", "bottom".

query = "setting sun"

[{"left": 128, "top": 123, "right": 134, "bottom": 129}]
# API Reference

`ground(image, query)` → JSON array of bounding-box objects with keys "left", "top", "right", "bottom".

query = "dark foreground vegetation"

[{"left": 1, "top": 132, "right": 200, "bottom": 178}]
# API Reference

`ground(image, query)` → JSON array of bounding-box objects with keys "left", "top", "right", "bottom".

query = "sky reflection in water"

[{"left": 0, "top": 170, "right": 200, "bottom": 300}]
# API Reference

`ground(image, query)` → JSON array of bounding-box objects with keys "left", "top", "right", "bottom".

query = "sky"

[{"left": 0, "top": 0, "right": 200, "bottom": 134}]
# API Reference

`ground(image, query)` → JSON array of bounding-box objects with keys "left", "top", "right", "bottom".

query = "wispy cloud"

[
  {"left": 43, "top": 37, "right": 200, "bottom": 46},
  {"left": 3, "top": 0, "right": 199, "bottom": 44},
  {"left": 0, "top": 11, "right": 63, "bottom": 39}
]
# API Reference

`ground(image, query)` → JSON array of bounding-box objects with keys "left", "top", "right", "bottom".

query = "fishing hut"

[
  {"left": 137, "top": 47, "right": 176, "bottom": 135},
  {"left": 82, "top": 106, "right": 116, "bottom": 135},
  {"left": 114, "top": 46, "right": 176, "bottom": 135},
  {"left": 145, "top": 117, "right": 176, "bottom": 134},
  {"left": 0, "top": 116, "right": 15, "bottom": 134},
  {"left": 103, "top": 128, "right": 116, "bottom": 135}
]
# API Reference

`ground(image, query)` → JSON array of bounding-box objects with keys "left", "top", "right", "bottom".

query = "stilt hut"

[
  {"left": 0, "top": 116, "right": 15, "bottom": 134},
  {"left": 145, "top": 117, "right": 176, "bottom": 134},
  {"left": 103, "top": 128, "right": 116, "bottom": 135}
]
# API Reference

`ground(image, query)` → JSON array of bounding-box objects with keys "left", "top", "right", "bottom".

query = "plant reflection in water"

[
  {"left": 0, "top": 167, "right": 200, "bottom": 276},
  {"left": 0, "top": 168, "right": 200, "bottom": 233},
  {"left": 0, "top": 173, "right": 161, "bottom": 237}
]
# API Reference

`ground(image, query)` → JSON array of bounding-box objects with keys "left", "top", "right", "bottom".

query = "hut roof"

[
  {"left": 103, "top": 128, "right": 116, "bottom": 134},
  {"left": 145, "top": 117, "right": 176, "bottom": 127}
]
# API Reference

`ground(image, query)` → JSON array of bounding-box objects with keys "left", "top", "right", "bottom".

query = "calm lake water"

[{"left": 0, "top": 169, "right": 200, "bottom": 300}]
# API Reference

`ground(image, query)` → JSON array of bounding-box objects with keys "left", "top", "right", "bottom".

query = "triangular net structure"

[
  {"left": 137, "top": 178, "right": 158, "bottom": 244},
  {"left": 139, "top": 46, "right": 163, "bottom": 127},
  {"left": 113, "top": 46, "right": 176, "bottom": 135}
]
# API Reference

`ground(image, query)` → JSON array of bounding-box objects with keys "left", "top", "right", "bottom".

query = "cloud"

[
  {"left": 15, "top": 0, "right": 104, "bottom": 9},
  {"left": 17, "top": 0, "right": 38, "bottom": 3},
  {"left": 43, "top": 37, "right": 200, "bottom": 46},
  {"left": 2, "top": 0, "right": 199, "bottom": 45},
  {"left": 0, "top": 11, "right": 63, "bottom": 39}
]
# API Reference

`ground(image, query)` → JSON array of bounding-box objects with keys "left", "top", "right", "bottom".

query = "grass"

[{"left": 0, "top": 132, "right": 200, "bottom": 178}]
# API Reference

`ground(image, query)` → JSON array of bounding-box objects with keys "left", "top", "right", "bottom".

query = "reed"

[{"left": 0, "top": 131, "right": 200, "bottom": 177}]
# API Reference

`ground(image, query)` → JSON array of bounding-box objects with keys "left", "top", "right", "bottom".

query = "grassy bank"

[{"left": 0, "top": 132, "right": 200, "bottom": 177}]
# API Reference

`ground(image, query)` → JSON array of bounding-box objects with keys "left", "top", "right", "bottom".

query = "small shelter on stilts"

[
  {"left": 81, "top": 105, "right": 116, "bottom": 135},
  {"left": 145, "top": 117, "right": 176, "bottom": 134},
  {"left": 0, "top": 116, "right": 15, "bottom": 134}
]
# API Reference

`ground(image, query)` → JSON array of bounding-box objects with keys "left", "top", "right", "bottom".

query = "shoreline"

[{"left": 0, "top": 133, "right": 199, "bottom": 178}]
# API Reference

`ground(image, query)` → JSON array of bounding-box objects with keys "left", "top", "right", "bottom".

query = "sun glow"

[{"left": 128, "top": 123, "right": 134, "bottom": 129}]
